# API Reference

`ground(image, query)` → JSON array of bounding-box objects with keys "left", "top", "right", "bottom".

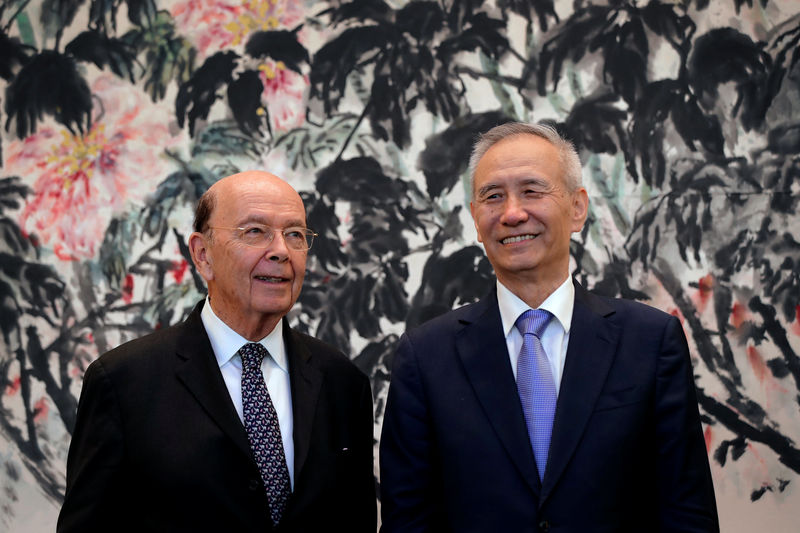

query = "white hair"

[{"left": 468, "top": 122, "right": 583, "bottom": 196}]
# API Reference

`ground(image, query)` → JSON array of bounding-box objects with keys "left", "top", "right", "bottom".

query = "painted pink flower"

[
  {"left": 259, "top": 59, "right": 308, "bottom": 130},
  {"left": 171, "top": 0, "right": 244, "bottom": 58},
  {"left": 33, "top": 397, "right": 49, "bottom": 423},
  {"left": 5, "top": 376, "right": 20, "bottom": 396},
  {"left": 171, "top": 0, "right": 309, "bottom": 131},
  {"left": 7, "top": 74, "right": 185, "bottom": 261},
  {"left": 172, "top": 0, "right": 305, "bottom": 60}
]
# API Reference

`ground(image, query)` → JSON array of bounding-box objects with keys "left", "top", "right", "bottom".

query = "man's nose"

[
  {"left": 264, "top": 229, "right": 290, "bottom": 261},
  {"left": 500, "top": 196, "right": 528, "bottom": 225}
]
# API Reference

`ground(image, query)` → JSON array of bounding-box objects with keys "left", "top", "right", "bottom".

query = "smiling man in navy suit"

[
  {"left": 59, "top": 171, "right": 376, "bottom": 532},
  {"left": 380, "top": 122, "right": 719, "bottom": 532}
]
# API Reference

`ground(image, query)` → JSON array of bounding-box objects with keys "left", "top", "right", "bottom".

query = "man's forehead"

[
  {"left": 211, "top": 171, "right": 300, "bottom": 199},
  {"left": 475, "top": 144, "right": 565, "bottom": 192},
  {"left": 480, "top": 149, "right": 559, "bottom": 172},
  {"left": 237, "top": 211, "right": 307, "bottom": 227},
  {"left": 211, "top": 176, "right": 304, "bottom": 216},
  {"left": 478, "top": 175, "right": 552, "bottom": 191},
  {"left": 476, "top": 163, "right": 563, "bottom": 186}
]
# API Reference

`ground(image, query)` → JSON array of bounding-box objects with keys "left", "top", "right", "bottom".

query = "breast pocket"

[{"left": 593, "top": 385, "right": 645, "bottom": 412}]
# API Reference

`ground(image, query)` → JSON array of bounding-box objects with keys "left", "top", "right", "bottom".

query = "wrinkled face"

[
  {"left": 470, "top": 134, "right": 587, "bottom": 288},
  {"left": 193, "top": 174, "right": 308, "bottom": 337}
]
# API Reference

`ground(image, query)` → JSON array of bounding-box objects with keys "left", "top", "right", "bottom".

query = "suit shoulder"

[
  {"left": 90, "top": 320, "right": 185, "bottom": 375},
  {"left": 405, "top": 300, "right": 483, "bottom": 341},
  {"left": 588, "top": 290, "right": 677, "bottom": 328},
  {"left": 292, "top": 329, "right": 368, "bottom": 381}
]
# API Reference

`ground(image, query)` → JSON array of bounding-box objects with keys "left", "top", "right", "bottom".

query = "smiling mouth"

[
  {"left": 254, "top": 276, "right": 288, "bottom": 283},
  {"left": 501, "top": 234, "right": 538, "bottom": 244}
]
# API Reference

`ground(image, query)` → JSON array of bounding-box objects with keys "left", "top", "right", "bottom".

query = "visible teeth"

[
  {"left": 256, "top": 276, "right": 284, "bottom": 282},
  {"left": 502, "top": 234, "right": 536, "bottom": 244}
]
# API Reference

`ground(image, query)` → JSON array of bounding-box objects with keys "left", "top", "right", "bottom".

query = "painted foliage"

[{"left": 0, "top": 0, "right": 799, "bottom": 529}]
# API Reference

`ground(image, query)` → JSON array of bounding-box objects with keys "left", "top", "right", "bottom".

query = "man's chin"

[
  {"left": 254, "top": 289, "right": 300, "bottom": 312},
  {"left": 490, "top": 258, "right": 541, "bottom": 277}
]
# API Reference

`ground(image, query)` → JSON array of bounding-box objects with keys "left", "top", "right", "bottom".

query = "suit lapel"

[
  {"left": 540, "top": 281, "right": 621, "bottom": 503},
  {"left": 284, "top": 323, "right": 323, "bottom": 482},
  {"left": 456, "top": 292, "right": 542, "bottom": 496},
  {"left": 174, "top": 301, "right": 254, "bottom": 461},
  {"left": 174, "top": 308, "right": 325, "bottom": 479}
]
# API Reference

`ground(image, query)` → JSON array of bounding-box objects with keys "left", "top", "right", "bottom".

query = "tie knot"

[
  {"left": 240, "top": 342, "right": 267, "bottom": 370},
  {"left": 515, "top": 309, "right": 552, "bottom": 339}
]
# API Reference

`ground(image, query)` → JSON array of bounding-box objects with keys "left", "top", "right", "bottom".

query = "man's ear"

[
  {"left": 188, "top": 232, "right": 214, "bottom": 282},
  {"left": 570, "top": 188, "right": 589, "bottom": 232}
]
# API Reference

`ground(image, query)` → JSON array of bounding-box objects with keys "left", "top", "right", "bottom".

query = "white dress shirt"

[
  {"left": 200, "top": 298, "right": 295, "bottom": 488},
  {"left": 496, "top": 276, "right": 575, "bottom": 393}
]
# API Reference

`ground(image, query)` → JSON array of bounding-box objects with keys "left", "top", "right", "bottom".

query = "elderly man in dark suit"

[
  {"left": 380, "top": 122, "right": 719, "bottom": 532},
  {"left": 58, "top": 171, "right": 376, "bottom": 532}
]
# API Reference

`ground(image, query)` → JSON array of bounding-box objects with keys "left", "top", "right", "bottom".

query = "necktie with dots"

[{"left": 240, "top": 342, "right": 291, "bottom": 524}]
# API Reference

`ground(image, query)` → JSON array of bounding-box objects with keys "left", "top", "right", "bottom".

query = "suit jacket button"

[
  {"left": 538, "top": 520, "right": 550, "bottom": 532},
  {"left": 248, "top": 479, "right": 260, "bottom": 491}
]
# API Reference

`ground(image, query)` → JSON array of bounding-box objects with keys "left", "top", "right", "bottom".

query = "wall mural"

[{"left": 0, "top": 0, "right": 798, "bottom": 529}]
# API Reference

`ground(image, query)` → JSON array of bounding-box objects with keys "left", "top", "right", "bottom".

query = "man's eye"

[
  {"left": 244, "top": 226, "right": 266, "bottom": 235},
  {"left": 284, "top": 229, "right": 304, "bottom": 240}
]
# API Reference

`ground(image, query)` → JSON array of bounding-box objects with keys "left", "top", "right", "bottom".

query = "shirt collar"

[
  {"left": 496, "top": 275, "right": 575, "bottom": 337},
  {"left": 200, "top": 297, "right": 288, "bottom": 372}
]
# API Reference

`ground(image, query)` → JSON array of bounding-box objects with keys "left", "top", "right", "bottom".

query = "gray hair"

[
  {"left": 193, "top": 187, "right": 217, "bottom": 237},
  {"left": 468, "top": 122, "right": 583, "bottom": 196}
]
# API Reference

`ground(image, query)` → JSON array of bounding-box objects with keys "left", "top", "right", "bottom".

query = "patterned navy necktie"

[
  {"left": 514, "top": 309, "right": 556, "bottom": 481},
  {"left": 240, "top": 342, "right": 291, "bottom": 525}
]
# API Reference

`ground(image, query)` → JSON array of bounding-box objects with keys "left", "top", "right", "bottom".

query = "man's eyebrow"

[
  {"left": 477, "top": 177, "right": 550, "bottom": 197},
  {"left": 239, "top": 216, "right": 307, "bottom": 228},
  {"left": 477, "top": 183, "right": 502, "bottom": 197},
  {"left": 284, "top": 219, "right": 307, "bottom": 228},
  {"left": 518, "top": 177, "right": 550, "bottom": 188},
  {"left": 237, "top": 215, "right": 267, "bottom": 226}
]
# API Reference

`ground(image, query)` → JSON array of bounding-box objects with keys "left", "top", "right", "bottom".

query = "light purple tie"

[
  {"left": 515, "top": 309, "right": 556, "bottom": 481},
  {"left": 240, "top": 342, "right": 291, "bottom": 525}
]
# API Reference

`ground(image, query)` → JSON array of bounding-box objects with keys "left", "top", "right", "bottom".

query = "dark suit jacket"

[
  {"left": 58, "top": 300, "right": 376, "bottom": 532},
  {"left": 380, "top": 281, "right": 718, "bottom": 532}
]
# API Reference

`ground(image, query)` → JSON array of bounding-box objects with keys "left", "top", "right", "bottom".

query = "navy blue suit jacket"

[
  {"left": 58, "top": 300, "right": 376, "bottom": 532},
  {"left": 380, "top": 281, "right": 718, "bottom": 532}
]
